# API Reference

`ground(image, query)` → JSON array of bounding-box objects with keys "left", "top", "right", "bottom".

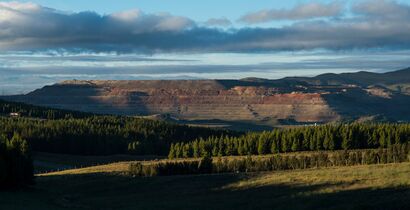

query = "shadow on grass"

[{"left": 1, "top": 172, "right": 409, "bottom": 210}]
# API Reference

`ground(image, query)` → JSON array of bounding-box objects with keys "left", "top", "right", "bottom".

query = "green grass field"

[
  {"left": 2, "top": 160, "right": 410, "bottom": 210},
  {"left": 32, "top": 152, "right": 164, "bottom": 173},
  {"left": 35, "top": 148, "right": 391, "bottom": 176}
]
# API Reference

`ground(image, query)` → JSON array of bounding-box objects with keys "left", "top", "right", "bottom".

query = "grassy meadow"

[
  {"left": 33, "top": 152, "right": 164, "bottom": 173},
  {"left": 1, "top": 157, "right": 409, "bottom": 210}
]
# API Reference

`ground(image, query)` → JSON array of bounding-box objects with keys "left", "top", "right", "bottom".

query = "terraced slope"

[
  {"left": 4, "top": 68, "right": 410, "bottom": 126},
  {"left": 6, "top": 80, "right": 339, "bottom": 125}
]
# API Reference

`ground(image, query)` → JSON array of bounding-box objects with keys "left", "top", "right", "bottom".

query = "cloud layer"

[
  {"left": 0, "top": 2, "right": 195, "bottom": 52},
  {"left": 2, "top": 50, "right": 410, "bottom": 95},
  {"left": 239, "top": 2, "right": 343, "bottom": 23},
  {"left": 0, "top": 1, "right": 410, "bottom": 53}
]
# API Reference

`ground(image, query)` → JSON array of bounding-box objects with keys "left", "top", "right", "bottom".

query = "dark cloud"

[
  {"left": 0, "top": 1, "right": 410, "bottom": 53},
  {"left": 0, "top": 2, "right": 195, "bottom": 52}
]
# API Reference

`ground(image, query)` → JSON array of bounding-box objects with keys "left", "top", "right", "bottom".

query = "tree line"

[
  {"left": 0, "top": 99, "right": 92, "bottom": 119},
  {"left": 0, "top": 116, "right": 237, "bottom": 156},
  {"left": 0, "top": 133, "right": 34, "bottom": 189},
  {"left": 130, "top": 143, "right": 410, "bottom": 177},
  {"left": 168, "top": 123, "right": 410, "bottom": 158}
]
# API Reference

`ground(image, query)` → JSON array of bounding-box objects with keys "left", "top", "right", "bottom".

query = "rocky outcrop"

[
  {"left": 6, "top": 68, "right": 410, "bottom": 127},
  {"left": 8, "top": 80, "right": 339, "bottom": 124}
]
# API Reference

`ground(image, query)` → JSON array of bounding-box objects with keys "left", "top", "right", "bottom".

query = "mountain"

[
  {"left": 285, "top": 67, "right": 410, "bottom": 90},
  {"left": 3, "top": 68, "right": 410, "bottom": 129}
]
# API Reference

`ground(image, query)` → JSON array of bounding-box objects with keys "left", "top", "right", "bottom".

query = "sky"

[
  {"left": 1, "top": 0, "right": 410, "bottom": 94},
  {"left": 1, "top": 0, "right": 331, "bottom": 22}
]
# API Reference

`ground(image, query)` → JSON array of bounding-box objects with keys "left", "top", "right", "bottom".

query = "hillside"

[
  {"left": 283, "top": 67, "right": 410, "bottom": 86},
  {"left": 0, "top": 115, "right": 236, "bottom": 156},
  {"left": 0, "top": 99, "right": 92, "bottom": 119},
  {"left": 3, "top": 68, "right": 410, "bottom": 128},
  {"left": 2, "top": 161, "right": 409, "bottom": 210}
]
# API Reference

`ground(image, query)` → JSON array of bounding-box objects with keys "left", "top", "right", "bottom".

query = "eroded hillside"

[
  {"left": 4, "top": 68, "right": 410, "bottom": 127},
  {"left": 8, "top": 80, "right": 338, "bottom": 124}
]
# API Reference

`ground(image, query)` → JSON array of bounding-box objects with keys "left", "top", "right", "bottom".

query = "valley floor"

[{"left": 1, "top": 162, "right": 410, "bottom": 210}]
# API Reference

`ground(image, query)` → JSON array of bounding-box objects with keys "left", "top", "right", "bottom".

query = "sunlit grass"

[
  {"left": 224, "top": 163, "right": 410, "bottom": 192},
  {"left": 4, "top": 161, "right": 410, "bottom": 210}
]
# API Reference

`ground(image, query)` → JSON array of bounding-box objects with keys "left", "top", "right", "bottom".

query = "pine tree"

[
  {"left": 281, "top": 134, "right": 290, "bottom": 152},
  {"left": 323, "top": 131, "right": 330, "bottom": 150},
  {"left": 217, "top": 138, "right": 225, "bottom": 157},
  {"left": 271, "top": 139, "right": 279, "bottom": 154},
  {"left": 328, "top": 133, "right": 336, "bottom": 150},
  {"left": 182, "top": 144, "right": 192, "bottom": 158},
  {"left": 257, "top": 138, "right": 264, "bottom": 155},
  {"left": 238, "top": 140, "right": 244, "bottom": 156},
  {"left": 193, "top": 140, "right": 200, "bottom": 158},
  {"left": 342, "top": 129, "right": 353, "bottom": 150},
  {"left": 316, "top": 131, "right": 323, "bottom": 150},
  {"left": 379, "top": 129, "right": 387, "bottom": 147},
  {"left": 291, "top": 137, "right": 300, "bottom": 152},
  {"left": 309, "top": 135, "right": 316, "bottom": 151},
  {"left": 168, "top": 143, "right": 176, "bottom": 159},
  {"left": 0, "top": 133, "right": 34, "bottom": 188},
  {"left": 174, "top": 143, "right": 182, "bottom": 158}
]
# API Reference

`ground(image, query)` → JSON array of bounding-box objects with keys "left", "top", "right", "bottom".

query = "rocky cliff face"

[
  {"left": 9, "top": 80, "right": 339, "bottom": 124},
  {"left": 5, "top": 68, "right": 410, "bottom": 127}
]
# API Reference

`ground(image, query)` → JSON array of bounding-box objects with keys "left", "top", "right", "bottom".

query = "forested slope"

[
  {"left": 0, "top": 99, "right": 91, "bottom": 119},
  {"left": 0, "top": 116, "right": 237, "bottom": 156},
  {"left": 170, "top": 123, "right": 410, "bottom": 158}
]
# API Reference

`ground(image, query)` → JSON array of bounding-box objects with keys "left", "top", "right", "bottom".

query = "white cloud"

[
  {"left": 0, "top": 1, "right": 41, "bottom": 11},
  {"left": 352, "top": 0, "right": 410, "bottom": 19},
  {"left": 240, "top": 2, "right": 343, "bottom": 24},
  {"left": 154, "top": 15, "right": 194, "bottom": 31},
  {"left": 110, "top": 9, "right": 141, "bottom": 21},
  {"left": 205, "top": 17, "right": 232, "bottom": 27}
]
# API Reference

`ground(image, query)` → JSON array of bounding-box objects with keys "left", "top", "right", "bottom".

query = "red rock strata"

[{"left": 14, "top": 80, "right": 340, "bottom": 123}]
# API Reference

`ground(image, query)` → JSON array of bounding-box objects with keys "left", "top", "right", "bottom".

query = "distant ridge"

[
  {"left": 2, "top": 67, "right": 410, "bottom": 129},
  {"left": 283, "top": 67, "right": 410, "bottom": 86}
]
